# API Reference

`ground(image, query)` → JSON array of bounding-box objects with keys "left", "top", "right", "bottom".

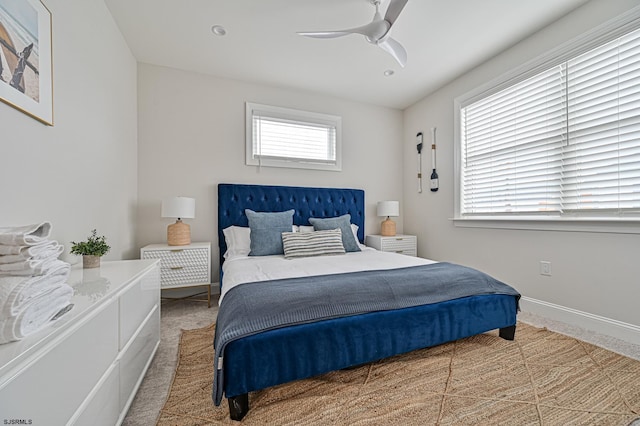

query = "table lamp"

[
  {"left": 161, "top": 197, "right": 196, "bottom": 246},
  {"left": 377, "top": 201, "right": 399, "bottom": 236}
]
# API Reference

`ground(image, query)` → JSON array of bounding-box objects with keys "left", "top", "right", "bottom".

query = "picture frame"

[{"left": 0, "top": 0, "right": 53, "bottom": 125}]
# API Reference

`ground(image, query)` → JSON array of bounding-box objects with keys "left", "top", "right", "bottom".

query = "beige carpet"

[{"left": 157, "top": 322, "right": 640, "bottom": 425}]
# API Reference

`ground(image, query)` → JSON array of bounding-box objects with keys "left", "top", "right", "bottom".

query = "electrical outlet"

[{"left": 540, "top": 261, "right": 552, "bottom": 276}]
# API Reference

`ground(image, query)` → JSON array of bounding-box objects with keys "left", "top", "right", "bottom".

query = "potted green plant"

[{"left": 70, "top": 229, "right": 111, "bottom": 268}]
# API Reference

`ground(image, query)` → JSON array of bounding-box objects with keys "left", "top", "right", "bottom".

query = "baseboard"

[{"left": 520, "top": 296, "right": 640, "bottom": 346}]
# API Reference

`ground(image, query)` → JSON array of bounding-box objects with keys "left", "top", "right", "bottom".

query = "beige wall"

[
  {"left": 0, "top": 0, "right": 138, "bottom": 263},
  {"left": 136, "top": 63, "right": 404, "bottom": 281},
  {"left": 403, "top": 0, "right": 640, "bottom": 333}
]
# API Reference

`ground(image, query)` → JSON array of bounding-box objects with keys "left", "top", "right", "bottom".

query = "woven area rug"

[{"left": 157, "top": 321, "right": 640, "bottom": 425}]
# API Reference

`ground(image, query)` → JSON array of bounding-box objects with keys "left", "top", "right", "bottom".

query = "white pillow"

[
  {"left": 298, "top": 225, "right": 315, "bottom": 233},
  {"left": 222, "top": 226, "right": 251, "bottom": 259},
  {"left": 350, "top": 224, "right": 367, "bottom": 250},
  {"left": 350, "top": 223, "right": 360, "bottom": 242}
]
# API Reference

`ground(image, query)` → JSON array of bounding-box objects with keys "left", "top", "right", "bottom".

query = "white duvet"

[{"left": 220, "top": 247, "right": 437, "bottom": 304}]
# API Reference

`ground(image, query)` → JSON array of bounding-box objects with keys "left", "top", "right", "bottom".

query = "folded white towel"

[
  {"left": 0, "top": 283, "right": 74, "bottom": 344},
  {"left": 0, "top": 222, "right": 52, "bottom": 246},
  {"left": 0, "top": 260, "right": 71, "bottom": 318},
  {"left": 0, "top": 257, "right": 63, "bottom": 276},
  {"left": 0, "top": 240, "right": 56, "bottom": 256},
  {"left": 0, "top": 242, "right": 64, "bottom": 264}
]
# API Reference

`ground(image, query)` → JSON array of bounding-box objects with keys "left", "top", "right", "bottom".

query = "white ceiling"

[{"left": 104, "top": 0, "right": 589, "bottom": 110}]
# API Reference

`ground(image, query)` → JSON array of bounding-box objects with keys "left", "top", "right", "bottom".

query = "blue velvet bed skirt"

[{"left": 223, "top": 293, "right": 518, "bottom": 398}]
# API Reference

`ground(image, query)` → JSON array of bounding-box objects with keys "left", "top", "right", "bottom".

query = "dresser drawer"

[
  {"left": 0, "top": 301, "right": 119, "bottom": 425},
  {"left": 160, "top": 265, "right": 209, "bottom": 287},
  {"left": 119, "top": 264, "right": 160, "bottom": 348},
  {"left": 388, "top": 248, "right": 417, "bottom": 256},
  {"left": 72, "top": 362, "right": 120, "bottom": 426},
  {"left": 366, "top": 235, "right": 417, "bottom": 257},
  {"left": 142, "top": 247, "right": 209, "bottom": 268},
  {"left": 380, "top": 236, "right": 416, "bottom": 252},
  {"left": 119, "top": 305, "right": 160, "bottom": 413}
]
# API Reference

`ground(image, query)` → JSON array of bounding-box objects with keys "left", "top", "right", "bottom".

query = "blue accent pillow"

[
  {"left": 309, "top": 214, "right": 361, "bottom": 253},
  {"left": 245, "top": 209, "right": 295, "bottom": 256}
]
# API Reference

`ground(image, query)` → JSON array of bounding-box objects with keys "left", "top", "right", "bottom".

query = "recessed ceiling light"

[
  {"left": 384, "top": 70, "right": 394, "bottom": 77},
  {"left": 211, "top": 25, "right": 227, "bottom": 36}
]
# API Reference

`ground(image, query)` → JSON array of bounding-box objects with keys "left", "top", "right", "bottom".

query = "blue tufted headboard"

[{"left": 217, "top": 183, "right": 365, "bottom": 266}]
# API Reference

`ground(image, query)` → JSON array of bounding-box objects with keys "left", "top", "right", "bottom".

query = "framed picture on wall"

[{"left": 0, "top": 0, "right": 53, "bottom": 125}]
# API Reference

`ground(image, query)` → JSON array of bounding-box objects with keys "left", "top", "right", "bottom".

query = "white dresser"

[
  {"left": 141, "top": 242, "right": 211, "bottom": 307},
  {"left": 365, "top": 234, "right": 417, "bottom": 257},
  {"left": 0, "top": 259, "right": 160, "bottom": 426}
]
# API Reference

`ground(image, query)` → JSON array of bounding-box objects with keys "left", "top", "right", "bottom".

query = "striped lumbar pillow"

[{"left": 281, "top": 229, "right": 346, "bottom": 259}]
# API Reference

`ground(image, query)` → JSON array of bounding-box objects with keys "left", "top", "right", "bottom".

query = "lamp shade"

[
  {"left": 161, "top": 197, "right": 196, "bottom": 219},
  {"left": 377, "top": 201, "right": 399, "bottom": 217}
]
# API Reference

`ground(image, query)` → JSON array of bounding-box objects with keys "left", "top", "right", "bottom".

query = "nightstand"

[
  {"left": 365, "top": 234, "right": 417, "bottom": 257},
  {"left": 140, "top": 242, "right": 212, "bottom": 307}
]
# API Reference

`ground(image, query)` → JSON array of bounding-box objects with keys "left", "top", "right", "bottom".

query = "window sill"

[
  {"left": 246, "top": 158, "right": 342, "bottom": 172},
  {"left": 452, "top": 217, "right": 640, "bottom": 235}
]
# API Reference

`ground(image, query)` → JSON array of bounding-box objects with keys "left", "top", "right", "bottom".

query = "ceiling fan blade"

[
  {"left": 384, "top": 0, "right": 409, "bottom": 26},
  {"left": 377, "top": 37, "right": 407, "bottom": 67},
  {"left": 297, "top": 31, "right": 351, "bottom": 39},
  {"left": 298, "top": 21, "right": 386, "bottom": 40}
]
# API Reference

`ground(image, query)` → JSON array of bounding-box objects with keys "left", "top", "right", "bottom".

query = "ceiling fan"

[{"left": 297, "top": 0, "right": 409, "bottom": 68}]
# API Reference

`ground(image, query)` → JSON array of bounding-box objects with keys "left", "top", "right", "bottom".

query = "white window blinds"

[
  {"left": 563, "top": 29, "right": 640, "bottom": 213},
  {"left": 460, "top": 25, "right": 640, "bottom": 218},
  {"left": 461, "top": 67, "right": 566, "bottom": 214},
  {"left": 246, "top": 103, "right": 342, "bottom": 171}
]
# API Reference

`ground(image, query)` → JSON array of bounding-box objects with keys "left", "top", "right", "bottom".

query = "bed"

[{"left": 215, "top": 183, "right": 520, "bottom": 421}]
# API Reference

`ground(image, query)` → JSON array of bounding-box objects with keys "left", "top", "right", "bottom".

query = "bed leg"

[
  {"left": 499, "top": 325, "right": 516, "bottom": 341},
  {"left": 228, "top": 394, "right": 249, "bottom": 421}
]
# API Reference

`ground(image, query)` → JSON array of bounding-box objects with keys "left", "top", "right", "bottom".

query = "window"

[
  {"left": 456, "top": 22, "right": 640, "bottom": 222},
  {"left": 246, "top": 102, "right": 342, "bottom": 171}
]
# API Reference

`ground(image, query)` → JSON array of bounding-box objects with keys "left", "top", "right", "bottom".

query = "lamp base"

[
  {"left": 167, "top": 219, "right": 191, "bottom": 246},
  {"left": 380, "top": 218, "right": 396, "bottom": 237}
]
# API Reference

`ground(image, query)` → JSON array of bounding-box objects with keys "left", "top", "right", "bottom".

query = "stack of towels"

[{"left": 0, "top": 222, "right": 73, "bottom": 344}]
